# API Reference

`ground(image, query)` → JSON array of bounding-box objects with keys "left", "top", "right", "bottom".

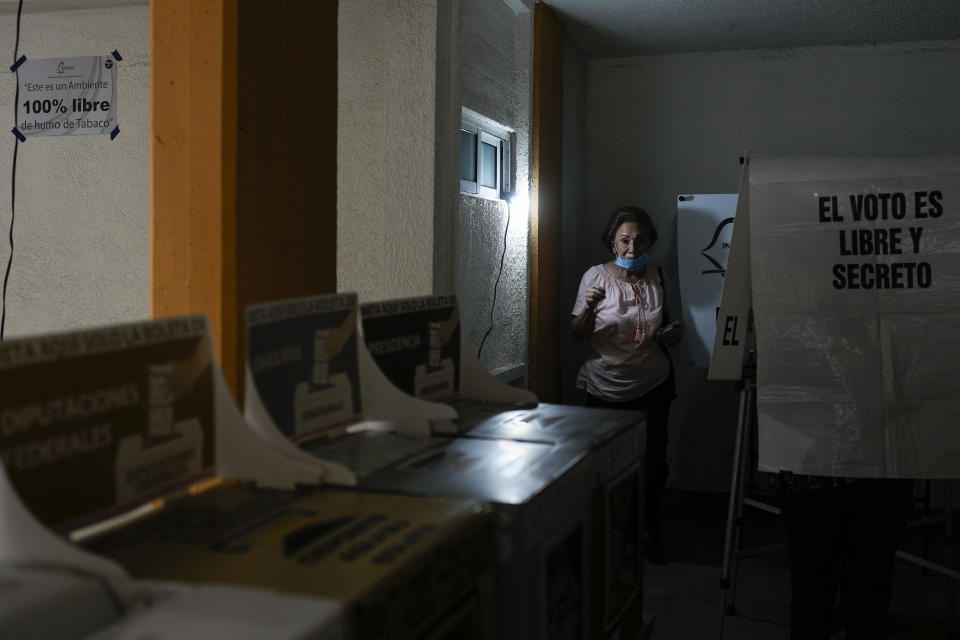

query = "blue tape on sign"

[
  {"left": 9, "top": 54, "right": 26, "bottom": 73},
  {"left": 110, "top": 125, "right": 120, "bottom": 140},
  {"left": 111, "top": 50, "right": 123, "bottom": 62},
  {"left": 11, "top": 127, "right": 25, "bottom": 143}
]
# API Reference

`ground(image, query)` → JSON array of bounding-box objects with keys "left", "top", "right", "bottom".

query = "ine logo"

[{"left": 700, "top": 217, "right": 734, "bottom": 277}]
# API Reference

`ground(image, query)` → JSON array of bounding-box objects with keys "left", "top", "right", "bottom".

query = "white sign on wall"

[
  {"left": 677, "top": 193, "right": 737, "bottom": 367},
  {"left": 751, "top": 155, "right": 960, "bottom": 478},
  {"left": 15, "top": 55, "right": 118, "bottom": 138}
]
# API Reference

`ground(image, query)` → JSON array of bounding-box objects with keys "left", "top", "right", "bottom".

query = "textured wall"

[
  {"left": 576, "top": 40, "right": 960, "bottom": 490},
  {"left": 0, "top": 6, "right": 149, "bottom": 337},
  {"left": 338, "top": 0, "right": 438, "bottom": 302},
  {"left": 456, "top": 0, "right": 531, "bottom": 372},
  {"left": 432, "top": 0, "right": 462, "bottom": 297},
  {"left": 560, "top": 36, "right": 587, "bottom": 405}
]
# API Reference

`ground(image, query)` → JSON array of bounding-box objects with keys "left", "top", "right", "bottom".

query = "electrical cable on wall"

[
  {"left": 3, "top": 0, "right": 25, "bottom": 340},
  {"left": 476, "top": 198, "right": 512, "bottom": 359}
]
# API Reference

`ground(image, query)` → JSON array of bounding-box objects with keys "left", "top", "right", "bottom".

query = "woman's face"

[{"left": 612, "top": 222, "right": 652, "bottom": 259}]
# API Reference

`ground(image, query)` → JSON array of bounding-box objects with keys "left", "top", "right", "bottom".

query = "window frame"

[
  {"left": 459, "top": 112, "right": 513, "bottom": 201},
  {"left": 459, "top": 122, "right": 479, "bottom": 195},
  {"left": 477, "top": 130, "right": 502, "bottom": 199}
]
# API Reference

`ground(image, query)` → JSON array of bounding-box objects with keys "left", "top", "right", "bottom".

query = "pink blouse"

[{"left": 571, "top": 264, "right": 671, "bottom": 401}]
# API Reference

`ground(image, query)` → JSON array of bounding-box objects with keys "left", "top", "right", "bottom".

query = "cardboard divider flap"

[
  {"left": 218, "top": 361, "right": 355, "bottom": 487},
  {"left": 242, "top": 366, "right": 363, "bottom": 473},
  {"left": 245, "top": 294, "right": 453, "bottom": 444},
  {"left": 360, "top": 294, "right": 536, "bottom": 406},
  {"left": 357, "top": 339, "right": 456, "bottom": 436},
  {"left": 0, "top": 315, "right": 359, "bottom": 544},
  {"left": 360, "top": 295, "right": 462, "bottom": 400},
  {"left": 0, "top": 565, "right": 127, "bottom": 638},
  {"left": 246, "top": 295, "right": 362, "bottom": 441},
  {"left": 459, "top": 332, "right": 537, "bottom": 405},
  {"left": 0, "top": 317, "right": 218, "bottom": 532},
  {"left": 0, "top": 462, "right": 125, "bottom": 577}
]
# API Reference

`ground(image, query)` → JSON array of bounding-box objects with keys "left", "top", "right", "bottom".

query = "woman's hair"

[{"left": 600, "top": 206, "right": 658, "bottom": 250}]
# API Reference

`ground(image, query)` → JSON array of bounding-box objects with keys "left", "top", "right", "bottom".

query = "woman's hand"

[
  {"left": 584, "top": 284, "right": 605, "bottom": 311},
  {"left": 654, "top": 321, "right": 683, "bottom": 347},
  {"left": 572, "top": 284, "right": 605, "bottom": 342}
]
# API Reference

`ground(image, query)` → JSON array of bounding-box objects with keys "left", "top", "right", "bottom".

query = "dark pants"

[
  {"left": 779, "top": 479, "right": 912, "bottom": 640},
  {"left": 585, "top": 372, "right": 674, "bottom": 537}
]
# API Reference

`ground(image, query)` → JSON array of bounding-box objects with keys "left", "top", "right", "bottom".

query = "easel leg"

[
  {"left": 718, "top": 381, "right": 754, "bottom": 640},
  {"left": 728, "top": 412, "right": 753, "bottom": 614},
  {"left": 923, "top": 480, "right": 932, "bottom": 576},
  {"left": 947, "top": 480, "right": 956, "bottom": 639}
]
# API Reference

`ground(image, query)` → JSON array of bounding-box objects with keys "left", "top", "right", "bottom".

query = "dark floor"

[{"left": 644, "top": 489, "right": 960, "bottom": 639}]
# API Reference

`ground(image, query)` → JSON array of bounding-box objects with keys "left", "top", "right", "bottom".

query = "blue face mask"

[{"left": 615, "top": 252, "right": 650, "bottom": 271}]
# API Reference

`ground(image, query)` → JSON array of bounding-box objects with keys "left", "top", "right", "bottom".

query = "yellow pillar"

[
  {"left": 529, "top": 2, "right": 564, "bottom": 402},
  {"left": 151, "top": 0, "right": 338, "bottom": 400}
]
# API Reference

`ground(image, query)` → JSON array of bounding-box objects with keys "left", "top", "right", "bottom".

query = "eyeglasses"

[{"left": 617, "top": 235, "right": 649, "bottom": 248}]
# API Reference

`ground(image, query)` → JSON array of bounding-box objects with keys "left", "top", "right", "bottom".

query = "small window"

[
  {"left": 460, "top": 123, "right": 479, "bottom": 195},
  {"left": 460, "top": 129, "right": 478, "bottom": 187},
  {"left": 459, "top": 112, "right": 512, "bottom": 200},
  {"left": 479, "top": 137, "right": 498, "bottom": 189}
]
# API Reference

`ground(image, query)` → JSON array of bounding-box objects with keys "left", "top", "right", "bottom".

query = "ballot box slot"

[
  {"left": 337, "top": 519, "right": 413, "bottom": 563},
  {"left": 84, "top": 487, "right": 307, "bottom": 551},
  {"left": 282, "top": 514, "right": 356, "bottom": 556}
]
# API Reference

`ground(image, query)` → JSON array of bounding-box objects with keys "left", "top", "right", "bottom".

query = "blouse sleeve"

[
  {"left": 656, "top": 266, "right": 672, "bottom": 325},
  {"left": 571, "top": 269, "right": 592, "bottom": 316}
]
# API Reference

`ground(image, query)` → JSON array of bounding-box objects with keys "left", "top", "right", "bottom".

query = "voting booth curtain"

[{"left": 750, "top": 156, "right": 960, "bottom": 478}]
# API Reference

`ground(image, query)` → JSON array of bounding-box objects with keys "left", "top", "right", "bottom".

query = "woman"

[{"left": 571, "top": 206, "right": 680, "bottom": 564}]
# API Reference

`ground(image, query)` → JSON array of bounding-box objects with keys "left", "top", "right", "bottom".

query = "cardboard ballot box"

[
  {"left": 437, "top": 400, "right": 649, "bottom": 639},
  {"left": 243, "top": 294, "right": 647, "bottom": 640},
  {"left": 0, "top": 564, "right": 343, "bottom": 640},
  {"left": 82, "top": 582, "right": 344, "bottom": 640},
  {"left": 358, "top": 295, "right": 650, "bottom": 639},
  {"left": 83, "top": 482, "right": 494, "bottom": 640},
  {"left": 0, "top": 450, "right": 347, "bottom": 640},
  {"left": 0, "top": 565, "right": 126, "bottom": 639},
  {"left": 0, "top": 316, "right": 495, "bottom": 640},
  {"left": 303, "top": 431, "right": 634, "bottom": 640}
]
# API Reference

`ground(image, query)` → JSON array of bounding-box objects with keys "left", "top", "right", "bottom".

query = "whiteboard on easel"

[{"left": 677, "top": 194, "right": 737, "bottom": 367}]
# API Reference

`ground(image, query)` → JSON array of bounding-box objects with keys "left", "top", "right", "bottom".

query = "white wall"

[
  {"left": 337, "top": 0, "right": 532, "bottom": 374},
  {"left": 455, "top": 0, "right": 531, "bottom": 372},
  {"left": 338, "top": 0, "right": 438, "bottom": 302},
  {"left": 573, "top": 39, "right": 960, "bottom": 490},
  {"left": 0, "top": 5, "right": 150, "bottom": 337}
]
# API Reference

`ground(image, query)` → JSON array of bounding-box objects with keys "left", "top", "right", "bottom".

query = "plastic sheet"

[{"left": 750, "top": 156, "right": 960, "bottom": 477}]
